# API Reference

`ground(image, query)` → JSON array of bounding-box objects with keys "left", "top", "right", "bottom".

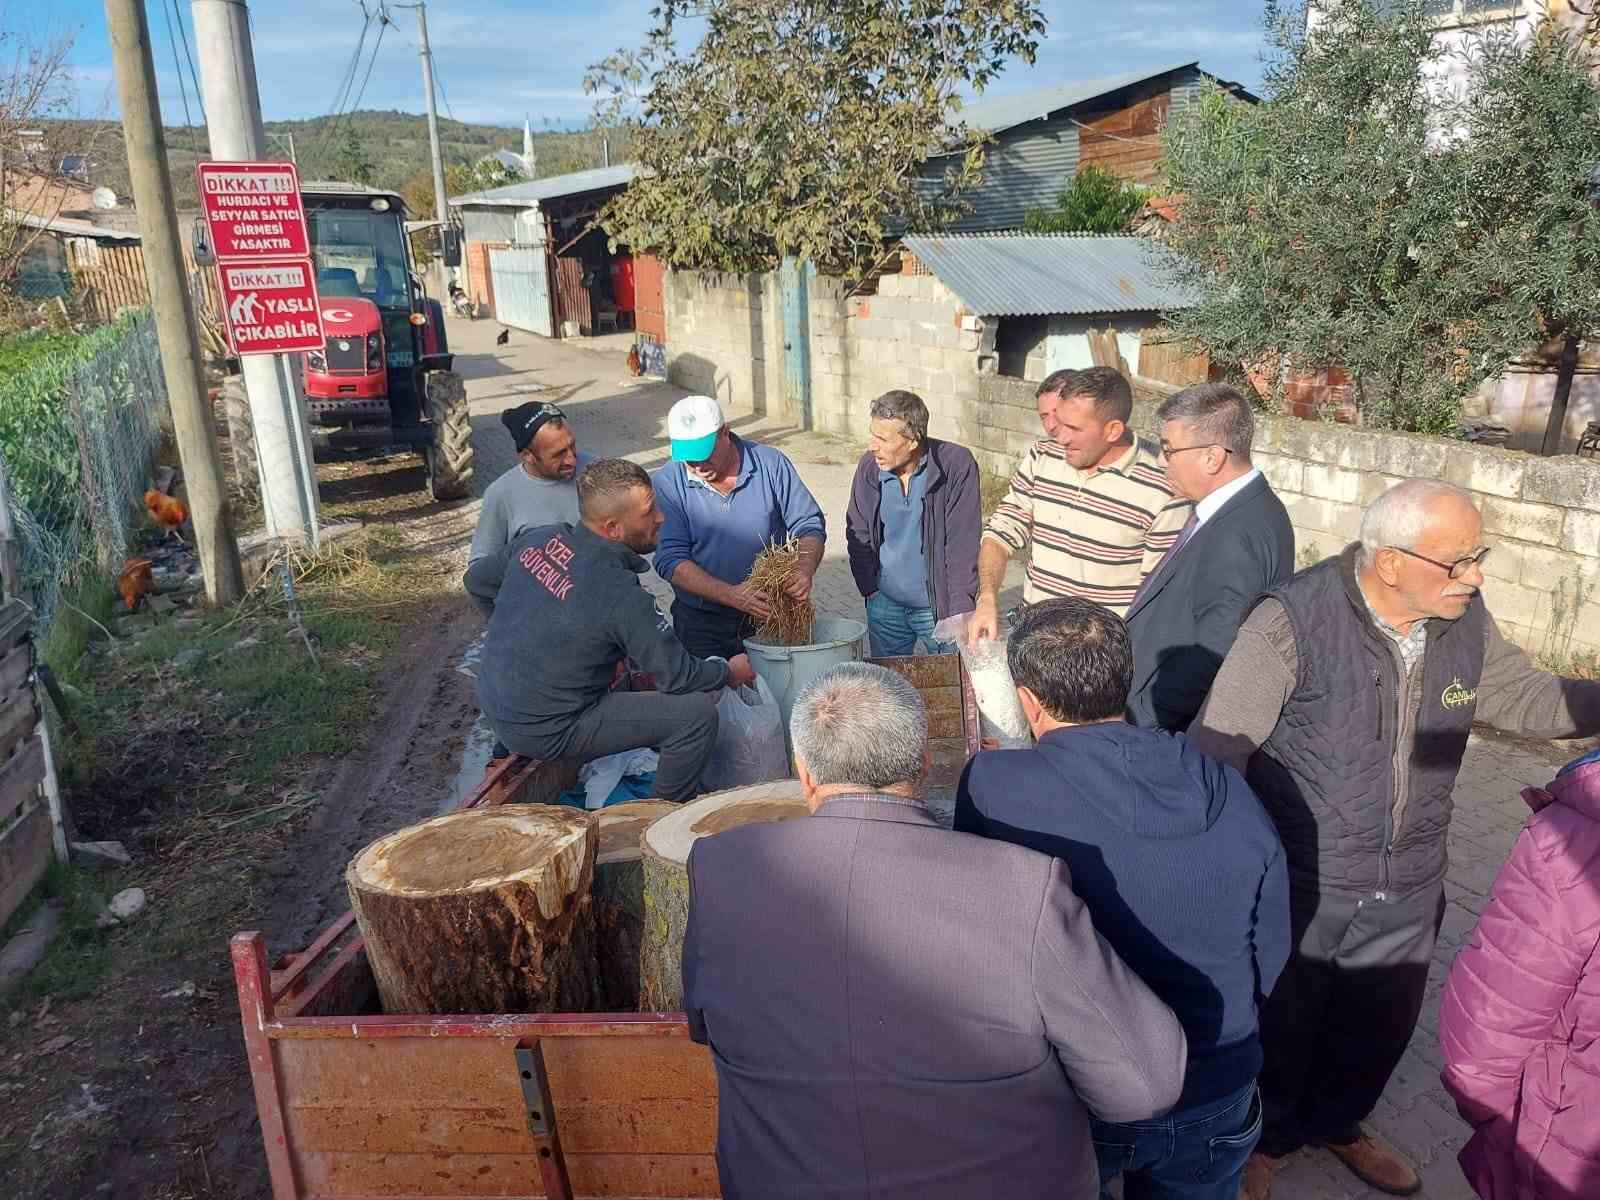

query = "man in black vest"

[
  {"left": 1124, "top": 383, "right": 1295, "bottom": 730},
  {"left": 1190, "top": 479, "right": 1600, "bottom": 1199}
]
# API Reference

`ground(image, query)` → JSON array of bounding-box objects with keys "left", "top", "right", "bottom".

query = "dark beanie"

[{"left": 501, "top": 401, "right": 567, "bottom": 453}]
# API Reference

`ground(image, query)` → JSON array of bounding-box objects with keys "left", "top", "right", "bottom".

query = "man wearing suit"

[
  {"left": 683, "top": 662, "right": 1187, "bottom": 1200},
  {"left": 1124, "top": 383, "right": 1294, "bottom": 731}
]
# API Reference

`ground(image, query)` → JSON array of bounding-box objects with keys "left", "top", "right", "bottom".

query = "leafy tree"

[
  {"left": 1160, "top": 0, "right": 1600, "bottom": 439},
  {"left": 1442, "top": 24, "right": 1600, "bottom": 454},
  {"left": 328, "top": 126, "right": 377, "bottom": 186},
  {"left": 1023, "top": 165, "right": 1150, "bottom": 234},
  {"left": 586, "top": 0, "right": 1046, "bottom": 276}
]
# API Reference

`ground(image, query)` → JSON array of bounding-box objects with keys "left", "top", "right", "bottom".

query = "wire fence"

[{"left": 0, "top": 311, "right": 168, "bottom": 642}]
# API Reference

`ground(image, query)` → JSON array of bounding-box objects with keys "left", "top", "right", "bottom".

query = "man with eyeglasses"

[
  {"left": 1189, "top": 479, "right": 1600, "bottom": 1200},
  {"left": 1124, "top": 383, "right": 1295, "bottom": 731}
]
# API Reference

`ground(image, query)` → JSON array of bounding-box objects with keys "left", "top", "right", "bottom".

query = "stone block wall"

[
  {"left": 665, "top": 265, "right": 991, "bottom": 441},
  {"left": 662, "top": 270, "right": 787, "bottom": 418},
  {"left": 979, "top": 375, "right": 1600, "bottom": 660}
]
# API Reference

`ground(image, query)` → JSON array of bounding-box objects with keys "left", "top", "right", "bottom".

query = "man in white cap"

[{"left": 654, "top": 395, "right": 826, "bottom": 659}]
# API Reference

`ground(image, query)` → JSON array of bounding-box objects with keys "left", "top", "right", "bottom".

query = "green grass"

[{"left": 0, "top": 525, "right": 460, "bottom": 1013}]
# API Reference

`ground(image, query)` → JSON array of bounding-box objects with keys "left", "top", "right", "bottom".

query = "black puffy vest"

[{"left": 1245, "top": 546, "right": 1485, "bottom": 899}]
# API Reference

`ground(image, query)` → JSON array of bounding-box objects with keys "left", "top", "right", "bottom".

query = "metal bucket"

[{"left": 744, "top": 616, "right": 867, "bottom": 761}]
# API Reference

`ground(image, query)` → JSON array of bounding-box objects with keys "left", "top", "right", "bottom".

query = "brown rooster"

[
  {"left": 144, "top": 489, "right": 188, "bottom": 541},
  {"left": 118, "top": 557, "right": 153, "bottom": 611},
  {"left": 625, "top": 344, "right": 643, "bottom": 376}
]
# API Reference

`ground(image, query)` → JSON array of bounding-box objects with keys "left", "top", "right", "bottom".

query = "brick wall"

[
  {"left": 979, "top": 374, "right": 1600, "bottom": 659},
  {"left": 665, "top": 263, "right": 993, "bottom": 440},
  {"left": 464, "top": 241, "right": 508, "bottom": 315}
]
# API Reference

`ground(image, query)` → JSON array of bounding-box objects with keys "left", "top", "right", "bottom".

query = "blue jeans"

[
  {"left": 865, "top": 593, "right": 953, "bottom": 657},
  {"left": 1091, "top": 1082, "right": 1263, "bottom": 1200}
]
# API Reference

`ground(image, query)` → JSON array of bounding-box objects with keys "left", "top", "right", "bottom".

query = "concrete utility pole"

[
  {"left": 192, "top": 0, "right": 321, "bottom": 546},
  {"left": 104, "top": 0, "right": 245, "bottom": 605},
  {"left": 401, "top": 1, "right": 453, "bottom": 297}
]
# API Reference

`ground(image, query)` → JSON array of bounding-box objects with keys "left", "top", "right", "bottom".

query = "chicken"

[
  {"left": 626, "top": 345, "right": 643, "bottom": 376},
  {"left": 118, "top": 557, "right": 153, "bottom": 611},
  {"left": 496, "top": 328, "right": 510, "bottom": 346},
  {"left": 144, "top": 489, "right": 188, "bottom": 540}
]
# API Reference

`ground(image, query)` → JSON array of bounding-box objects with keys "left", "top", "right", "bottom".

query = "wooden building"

[
  {"left": 921, "top": 62, "right": 1255, "bottom": 234},
  {"left": 449, "top": 165, "right": 663, "bottom": 342}
]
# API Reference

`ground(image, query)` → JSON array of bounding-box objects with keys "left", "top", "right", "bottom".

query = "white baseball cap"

[{"left": 668, "top": 395, "right": 724, "bottom": 463}]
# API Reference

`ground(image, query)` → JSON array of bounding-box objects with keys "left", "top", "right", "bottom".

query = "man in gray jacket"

[
  {"left": 684, "top": 661, "right": 1186, "bottom": 1199},
  {"left": 466, "top": 458, "right": 754, "bottom": 801},
  {"left": 1190, "top": 479, "right": 1600, "bottom": 1199}
]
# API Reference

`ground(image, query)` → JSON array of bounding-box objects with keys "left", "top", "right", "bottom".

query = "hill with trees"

[{"left": 47, "top": 110, "right": 631, "bottom": 211}]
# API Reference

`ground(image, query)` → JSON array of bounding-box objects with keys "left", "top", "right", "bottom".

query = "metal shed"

[{"left": 901, "top": 232, "right": 1197, "bottom": 381}]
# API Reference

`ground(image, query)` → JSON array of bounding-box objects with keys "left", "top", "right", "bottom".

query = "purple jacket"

[
  {"left": 845, "top": 438, "right": 980, "bottom": 621},
  {"left": 1440, "top": 748, "right": 1600, "bottom": 1200}
]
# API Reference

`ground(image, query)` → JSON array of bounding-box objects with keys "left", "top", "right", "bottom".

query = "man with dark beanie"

[
  {"left": 469, "top": 400, "right": 592, "bottom": 563},
  {"left": 956, "top": 596, "right": 1290, "bottom": 1200}
]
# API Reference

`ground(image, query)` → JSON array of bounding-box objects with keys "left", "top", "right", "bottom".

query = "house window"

[{"left": 1421, "top": 0, "right": 1523, "bottom": 25}]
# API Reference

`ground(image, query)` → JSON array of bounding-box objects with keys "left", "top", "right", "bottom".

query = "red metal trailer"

[{"left": 232, "top": 656, "right": 980, "bottom": 1200}]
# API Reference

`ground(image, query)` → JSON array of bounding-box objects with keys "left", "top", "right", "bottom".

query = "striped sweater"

[{"left": 984, "top": 437, "right": 1192, "bottom": 614}]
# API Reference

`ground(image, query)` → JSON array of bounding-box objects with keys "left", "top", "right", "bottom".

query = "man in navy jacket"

[
  {"left": 1124, "top": 383, "right": 1294, "bottom": 731},
  {"left": 844, "top": 389, "right": 981, "bottom": 655},
  {"left": 956, "top": 597, "right": 1291, "bottom": 1200}
]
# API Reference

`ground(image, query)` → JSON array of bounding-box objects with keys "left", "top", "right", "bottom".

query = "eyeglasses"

[
  {"left": 1390, "top": 546, "right": 1491, "bottom": 580},
  {"left": 1159, "top": 442, "right": 1231, "bottom": 458}
]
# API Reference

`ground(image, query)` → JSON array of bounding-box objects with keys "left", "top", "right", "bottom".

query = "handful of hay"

[{"left": 744, "top": 536, "right": 815, "bottom": 646}]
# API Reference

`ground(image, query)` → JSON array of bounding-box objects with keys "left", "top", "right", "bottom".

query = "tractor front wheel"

[{"left": 423, "top": 370, "right": 474, "bottom": 501}]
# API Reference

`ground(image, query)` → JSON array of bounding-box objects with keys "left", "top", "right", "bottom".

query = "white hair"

[
  {"left": 1359, "top": 479, "right": 1475, "bottom": 563},
  {"left": 790, "top": 663, "right": 926, "bottom": 790}
]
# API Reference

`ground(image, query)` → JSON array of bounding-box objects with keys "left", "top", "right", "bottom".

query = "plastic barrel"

[{"left": 744, "top": 616, "right": 867, "bottom": 762}]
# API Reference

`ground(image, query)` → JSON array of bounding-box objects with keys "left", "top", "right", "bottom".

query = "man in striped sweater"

[{"left": 971, "top": 367, "right": 1191, "bottom": 640}]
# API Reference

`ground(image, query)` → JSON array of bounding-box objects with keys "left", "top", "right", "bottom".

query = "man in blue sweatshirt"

[
  {"left": 654, "top": 395, "right": 826, "bottom": 659},
  {"left": 466, "top": 458, "right": 755, "bottom": 802},
  {"left": 955, "top": 596, "right": 1291, "bottom": 1200}
]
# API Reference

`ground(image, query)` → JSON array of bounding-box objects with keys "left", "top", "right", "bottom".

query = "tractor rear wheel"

[{"left": 423, "top": 370, "right": 474, "bottom": 501}]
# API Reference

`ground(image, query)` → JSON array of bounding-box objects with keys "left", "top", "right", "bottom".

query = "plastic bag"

[
  {"left": 933, "top": 611, "right": 1032, "bottom": 748},
  {"left": 701, "top": 674, "right": 788, "bottom": 792},
  {"left": 577, "top": 748, "right": 660, "bottom": 810}
]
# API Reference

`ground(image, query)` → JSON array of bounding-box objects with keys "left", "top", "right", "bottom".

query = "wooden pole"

[{"left": 105, "top": 0, "right": 245, "bottom": 605}]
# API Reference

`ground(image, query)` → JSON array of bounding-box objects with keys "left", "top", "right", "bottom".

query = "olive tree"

[
  {"left": 585, "top": 0, "right": 1046, "bottom": 277},
  {"left": 1158, "top": 0, "right": 1600, "bottom": 441}
]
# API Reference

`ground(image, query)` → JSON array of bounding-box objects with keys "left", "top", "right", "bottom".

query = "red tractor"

[{"left": 299, "top": 182, "right": 473, "bottom": 500}]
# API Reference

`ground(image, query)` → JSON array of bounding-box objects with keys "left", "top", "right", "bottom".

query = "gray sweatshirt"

[
  {"left": 465, "top": 522, "right": 728, "bottom": 742},
  {"left": 468, "top": 454, "right": 593, "bottom": 563}
]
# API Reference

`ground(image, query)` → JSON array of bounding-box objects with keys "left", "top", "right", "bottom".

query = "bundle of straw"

[{"left": 744, "top": 535, "right": 815, "bottom": 646}]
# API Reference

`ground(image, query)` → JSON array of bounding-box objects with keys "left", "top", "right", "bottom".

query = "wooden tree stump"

[
  {"left": 638, "top": 781, "right": 808, "bottom": 1011},
  {"left": 592, "top": 801, "right": 678, "bottom": 1011},
  {"left": 346, "top": 804, "right": 599, "bottom": 1015}
]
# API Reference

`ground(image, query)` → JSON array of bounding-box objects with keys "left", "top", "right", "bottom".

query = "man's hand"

[
  {"left": 728, "top": 581, "right": 774, "bottom": 620},
  {"left": 726, "top": 653, "right": 757, "bottom": 689},
  {"left": 969, "top": 596, "right": 1000, "bottom": 644},
  {"left": 784, "top": 564, "right": 814, "bottom": 602}
]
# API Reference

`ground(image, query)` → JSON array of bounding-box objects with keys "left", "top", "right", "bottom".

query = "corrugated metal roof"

[
  {"left": 450, "top": 163, "right": 639, "bottom": 209},
  {"left": 954, "top": 63, "right": 1197, "bottom": 135},
  {"left": 901, "top": 232, "right": 1193, "bottom": 317},
  {"left": 9, "top": 210, "right": 140, "bottom": 241}
]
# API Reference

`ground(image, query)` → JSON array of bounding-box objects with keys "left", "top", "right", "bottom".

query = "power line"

[
  {"left": 157, "top": 0, "right": 198, "bottom": 153},
  {"left": 171, "top": 0, "right": 207, "bottom": 133},
  {"left": 319, "top": 0, "right": 375, "bottom": 155},
  {"left": 346, "top": 9, "right": 390, "bottom": 119}
]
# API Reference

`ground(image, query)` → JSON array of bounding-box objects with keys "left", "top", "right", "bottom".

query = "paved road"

[{"left": 449, "top": 316, "right": 1584, "bottom": 1199}]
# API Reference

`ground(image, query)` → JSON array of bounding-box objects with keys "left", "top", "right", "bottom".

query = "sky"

[{"left": 48, "top": 0, "right": 1273, "bottom": 131}]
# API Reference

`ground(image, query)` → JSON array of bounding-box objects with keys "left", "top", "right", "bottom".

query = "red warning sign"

[
  {"left": 197, "top": 161, "right": 312, "bottom": 260},
  {"left": 217, "top": 258, "right": 326, "bottom": 356}
]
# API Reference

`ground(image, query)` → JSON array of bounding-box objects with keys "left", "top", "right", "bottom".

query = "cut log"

[
  {"left": 593, "top": 800, "right": 678, "bottom": 1011},
  {"left": 639, "top": 781, "right": 808, "bottom": 1011},
  {"left": 346, "top": 804, "right": 598, "bottom": 1015}
]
